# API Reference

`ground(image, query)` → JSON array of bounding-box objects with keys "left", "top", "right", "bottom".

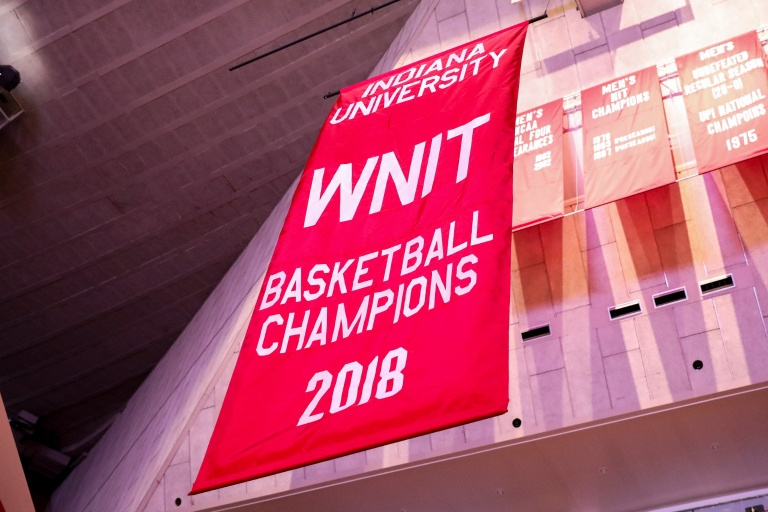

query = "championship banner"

[
  {"left": 676, "top": 31, "right": 768, "bottom": 173},
  {"left": 512, "top": 99, "right": 564, "bottom": 229},
  {"left": 192, "top": 23, "right": 528, "bottom": 493},
  {"left": 582, "top": 66, "right": 676, "bottom": 208}
]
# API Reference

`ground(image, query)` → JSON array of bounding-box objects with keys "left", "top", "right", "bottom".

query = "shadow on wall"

[
  {"left": 540, "top": 0, "right": 694, "bottom": 74},
  {"left": 509, "top": 155, "right": 768, "bottom": 431}
]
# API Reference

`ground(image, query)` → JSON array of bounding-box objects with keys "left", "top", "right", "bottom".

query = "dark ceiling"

[{"left": 0, "top": 0, "right": 417, "bottom": 456}]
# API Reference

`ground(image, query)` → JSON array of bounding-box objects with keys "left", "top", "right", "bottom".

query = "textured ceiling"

[{"left": 0, "top": 0, "right": 417, "bottom": 454}]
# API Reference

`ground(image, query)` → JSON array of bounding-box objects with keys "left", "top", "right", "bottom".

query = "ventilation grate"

[
  {"left": 700, "top": 274, "right": 734, "bottom": 295},
  {"left": 521, "top": 324, "right": 551, "bottom": 341},
  {"left": 653, "top": 288, "right": 687, "bottom": 308},
  {"left": 609, "top": 301, "right": 642, "bottom": 320}
]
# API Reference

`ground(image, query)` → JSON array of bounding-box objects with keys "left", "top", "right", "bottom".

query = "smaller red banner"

[
  {"left": 582, "top": 66, "right": 676, "bottom": 208},
  {"left": 512, "top": 99, "right": 564, "bottom": 229},
  {"left": 676, "top": 31, "right": 768, "bottom": 173}
]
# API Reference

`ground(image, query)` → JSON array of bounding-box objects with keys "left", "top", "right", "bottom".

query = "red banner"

[
  {"left": 191, "top": 24, "right": 528, "bottom": 494},
  {"left": 582, "top": 67, "right": 676, "bottom": 208},
  {"left": 512, "top": 99, "right": 564, "bottom": 229},
  {"left": 676, "top": 32, "right": 768, "bottom": 173}
]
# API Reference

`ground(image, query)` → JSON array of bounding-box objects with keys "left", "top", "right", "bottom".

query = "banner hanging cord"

[{"left": 230, "top": 0, "right": 403, "bottom": 71}]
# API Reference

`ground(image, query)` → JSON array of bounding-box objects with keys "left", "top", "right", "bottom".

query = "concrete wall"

[{"left": 51, "top": 0, "right": 768, "bottom": 511}]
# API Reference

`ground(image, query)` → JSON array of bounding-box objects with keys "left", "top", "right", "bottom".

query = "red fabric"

[
  {"left": 583, "top": 66, "right": 676, "bottom": 209},
  {"left": 191, "top": 23, "right": 528, "bottom": 494},
  {"left": 676, "top": 31, "right": 768, "bottom": 173},
  {"left": 512, "top": 99, "right": 564, "bottom": 229}
]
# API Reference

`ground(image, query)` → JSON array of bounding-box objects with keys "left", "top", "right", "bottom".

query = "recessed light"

[
  {"left": 711, "top": 443, "right": 720, "bottom": 450},
  {"left": 599, "top": 467, "right": 608, "bottom": 474},
  {"left": 496, "top": 489, "right": 505, "bottom": 495}
]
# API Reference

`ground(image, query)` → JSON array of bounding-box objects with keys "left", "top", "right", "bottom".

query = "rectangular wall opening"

[
  {"left": 609, "top": 300, "right": 642, "bottom": 320},
  {"left": 653, "top": 288, "right": 688, "bottom": 308},
  {"left": 700, "top": 274, "right": 735, "bottom": 295},
  {"left": 521, "top": 324, "right": 551, "bottom": 342}
]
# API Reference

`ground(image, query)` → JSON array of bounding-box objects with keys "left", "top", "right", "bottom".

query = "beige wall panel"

[
  {"left": 719, "top": 158, "right": 768, "bottom": 209},
  {"left": 654, "top": 220, "right": 706, "bottom": 288},
  {"left": 600, "top": 2, "right": 651, "bottom": 77},
  {"left": 634, "top": 309, "right": 691, "bottom": 399},
  {"left": 712, "top": 0, "right": 759, "bottom": 39},
  {"left": 562, "top": 0, "right": 605, "bottom": 54},
  {"left": 219, "top": 481, "right": 247, "bottom": 500},
  {"left": 508, "top": 347, "right": 537, "bottom": 432},
  {"left": 407, "top": 10, "right": 441, "bottom": 63},
  {"left": 559, "top": 306, "right": 611, "bottom": 417},
  {"left": 462, "top": 417, "right": 495, "bottom": 444},
  {"left": 511, "top": 225, "right": 545, "bottom": 272},
  {"left": 575, "top": 206, "right": 615, "bottom": 252},
  {"left": 509, "top": 289, "right": 519, "bottom": 326},
  {"left": 673, "top": 299, "right": 719, "bottom": 339},
  {"left": 731, "top": 197, "right": 768, "bottom": 254},
  {"left": 511, "top": 263, "right": 555, "bottom": 329},
  {"left": 756, "top": 0, "right": 768, "bottom": 25},
  {"left": 680, "top": 173, "right": 745, "bottom": 273},
  {"left": 574, "top": 44, "right": 615, "bottom": 90},
  {"left": 404, "top": 434, "right": 433, "bottom": 458},
  {"left": 143, "top": 477, "right": 164, "bottom": 512},
  {"left": 164, "top": 462, "right": 191, "bottom": 510},
  {"left": 464, "top": 0, "right": 500, "bottom": 40},
  {"left": 430, "top": 426, "right": 466, "bottom": 453},
  {"left": 585, "top": 242, "right": 630, "bottom": 308},
  {"left": 435, "top": 0, "right": 465, "bottom": 22},
  {"left": 437, "top": 12, "right": 471, "bottom": 51},
  {"left": 732, "top": 198, "right": 768, "bottom": 312},
  {"left": 645, "top": 183, "right": 689, "bottom": 231},
  {"left": 169, "top": 433, "right": 190, "bottom": 466},
  {"left": 190, "top": 405, "right": 219, "bottom": 506},
  {"left": 539, "top": 216, "right": 590, "bottom": 314},
  {"left": 529, "top": 368, "right": 574, "bottom": 428},
  {"left": 609, "top": 194, "right": 666, "bottom": 292},
  {"left": 524, "top": 337, "right": 564, "bottom": 375},
  {"left": 596, "top": 318, "right": 640, "bottom": 357},
  {"left": 530, "top": 16, "right": 580, "bottom": 99},
  {"left": 713, "top": 288, "right": 768, "bottom": 382},
  {"left": 602, "top": 348, "right": 651, "bottom": 408},
  {"left": 495, "top": 0, "right": 527, "bottom": 28},
  {"left": 678, "top": 330, "right": 733, "bottom": 391},
  {"left": 304, "top": 459, "right": 336, "bottom": 481}
]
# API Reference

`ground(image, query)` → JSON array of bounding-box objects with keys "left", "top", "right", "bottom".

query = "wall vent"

[
  {"left": 609, "top": 300, "right": 642, "bottom": 320},
  {"left": 700, "top": 274, "right": 734, "bottom": 295},
  {"left": 521, "top": 324, "right": 551, "bottom": 341},
  {"left": 653, "top": 288, "right": 687, "bottom": 308}
]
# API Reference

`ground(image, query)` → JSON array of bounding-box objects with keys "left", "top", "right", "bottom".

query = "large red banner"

[
  {"left": 512, "top": 99, "right": 564, "bottom": 229},
  {"left": 582, "top": 67, "right": 676, "bottom": 208},
  {"left": 677, "top": 31, "right": 768, "bottom": 173},
  {"left": 191, "top": 24, "right": 528, "bottom": 493}
]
